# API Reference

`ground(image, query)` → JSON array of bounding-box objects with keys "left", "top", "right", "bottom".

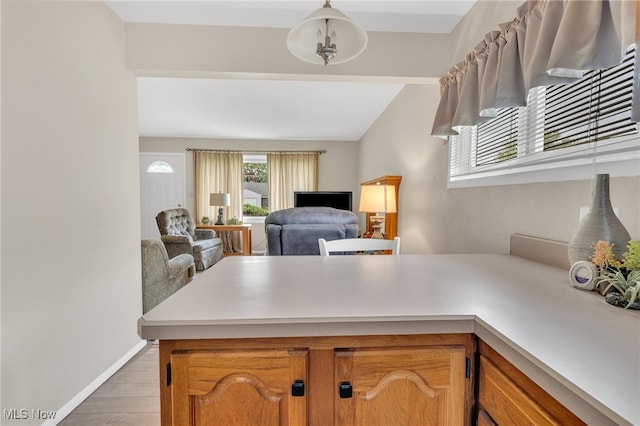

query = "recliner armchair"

[
  {"left": 156, "top": 208, "right": 224, "bottom": 271},
  {"left": 141, "top": 239, "right": 195, "bottom": 313},
  {"left": 265, "top": 207, "right": 359, "bottom": 255}
]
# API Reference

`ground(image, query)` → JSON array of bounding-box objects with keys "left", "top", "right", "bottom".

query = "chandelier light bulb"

[{"left": 316, "top": 19, "right": 337, "bottom": 65}]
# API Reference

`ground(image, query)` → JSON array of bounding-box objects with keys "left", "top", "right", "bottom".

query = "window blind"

[
  {"left": 544, "top": 48, "right": 636, "bottom": 151},
  {"left": 449, "top": 45, "right": 639, "bottom": 182},
  {"left": 476, "top": 107, "right": 518, "bottom": 165}
]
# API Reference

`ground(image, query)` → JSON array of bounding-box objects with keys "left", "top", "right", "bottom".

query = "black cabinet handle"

[
  {"left": 339, "top": 381, "right": 353, "bottom": 398},
  {"left": 291, "top": 380, "right": 305, "bottom": 397}
]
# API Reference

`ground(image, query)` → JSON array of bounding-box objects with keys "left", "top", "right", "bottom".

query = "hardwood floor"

[{"left": 59, "top": 341, "right": 160, "bottom": 426}]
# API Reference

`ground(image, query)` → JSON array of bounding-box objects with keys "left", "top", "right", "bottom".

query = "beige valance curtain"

[
  {"left": 431, "top": 0, "right": 637, "bottom": 139},
  {"left": 267, "top": 152, "right": 319, "bottom": 211},
  {"left": 194, "top": 151, "right": 243, "bottom": 252}
]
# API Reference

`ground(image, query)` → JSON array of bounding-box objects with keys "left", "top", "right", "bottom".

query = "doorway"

[{"left": 139, "top": 153, "right": 186, "bottom": 239}]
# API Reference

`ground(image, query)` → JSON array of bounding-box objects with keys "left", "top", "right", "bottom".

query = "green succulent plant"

[
  {"left": 622, "top": 240, "right": 640, "bottom": 271},
  {"left": 598, "top": 269, "right": 640, "bottom": 309},
  {"left": 592, "top": 240, "right": 640, "bottom": 309}
]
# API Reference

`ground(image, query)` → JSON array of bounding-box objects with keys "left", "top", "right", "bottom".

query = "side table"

[{"left": 197, "top": 224, "right": 252, "bottom": 256}]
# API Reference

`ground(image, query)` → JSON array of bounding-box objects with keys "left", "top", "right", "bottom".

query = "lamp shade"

[
  {"left": 209, "top": 193, "right": 230, "bottom": 207},
  {"left": 287, "top": 3, "right": 367, "bottom": 66},
  {"left": 359, "top": 185, "right": 396, "bottom": 213}
]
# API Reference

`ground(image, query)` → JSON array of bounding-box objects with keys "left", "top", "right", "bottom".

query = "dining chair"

[{"left": 318, "top": 237, "right": 401, "bottom": 256}]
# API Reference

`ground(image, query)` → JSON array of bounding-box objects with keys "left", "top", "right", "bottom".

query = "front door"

[{"left": 139, "top": 153, "right": 186, "bottom": 239}]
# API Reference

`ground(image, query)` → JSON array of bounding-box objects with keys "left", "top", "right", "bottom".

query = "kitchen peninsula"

[{"left": 139, "top": 254, "right": 640, "bottom": 426}]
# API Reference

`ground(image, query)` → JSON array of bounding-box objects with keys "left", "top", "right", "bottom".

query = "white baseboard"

[{"left": 43, "top": 340, "right": 147, "bottom": 426}]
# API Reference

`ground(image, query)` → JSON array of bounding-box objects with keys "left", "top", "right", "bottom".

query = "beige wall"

[
  {"left": 0, "top": 0, "right": 4, "bottom": 413},
  {"left": 140, "top": 137, "right": 359, "bottom": 252},
  {"left": 3, "top": 0, "right": 634, "bottom": 418},
  {"left": 449, "top": 0, "right": 521, "bottom": 64},
  {"left": 140, "top": 137, "right": 359, "bottom": 213},
  {"left": 358, "top": 1, "right": 640, "bottom": 255},
  {"left": 125, "top": 23, "right": 450, "bottom": 81},
  {"left": 360, "top": 86, "right": 640, "bottom": 256},
  {"left": 1, "top": 1, "right": 141, "bottom": 421}
]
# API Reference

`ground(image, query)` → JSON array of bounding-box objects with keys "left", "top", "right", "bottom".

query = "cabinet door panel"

[
  {"left": 335, "top": 346, "right": 466, "bottom": 426},
  {"left": 479, "top": 355, "right": 560, "bottom": 426},
  {"left": 170, "top": 349, "right": 307, "bottom": 426}
]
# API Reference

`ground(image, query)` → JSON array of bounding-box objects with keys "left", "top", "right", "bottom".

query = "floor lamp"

[
  {"left": 358, "top": 184, "right": 396, "bottom": 239},
  {"left": 210, "top": 193, "right": 231, "bottom": 225}
]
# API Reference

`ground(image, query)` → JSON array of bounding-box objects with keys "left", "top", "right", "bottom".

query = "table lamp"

[
  {"left": 210, "top": 193, "right": 231, "bottom": 225},
  {"left": 358, "top": 184, "right": 396, "bottom": 239}
]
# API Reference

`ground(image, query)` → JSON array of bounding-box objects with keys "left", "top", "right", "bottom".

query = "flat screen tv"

[{"left": 294, "top": 191, "right": 352, "bottom": 211}]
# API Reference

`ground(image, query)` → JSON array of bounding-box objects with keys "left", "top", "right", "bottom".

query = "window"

[
  {"left": 242, "top": 154, "right": 269, "bottom": 216},
  {"left": 476, "top": 107, "right": 519, "bottom": 166},
  {"left": 449, "top": 47, "right": 640, "bottom": 188},
  {"left": 146, "top": 160, "right": 174, "bottom": 173}
]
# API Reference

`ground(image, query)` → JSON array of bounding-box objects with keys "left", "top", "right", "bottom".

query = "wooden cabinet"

[
  {"left": 335, "top": 346, "right": 467, "bottom": 425},
  {"left": 159, "top": 336, "right": 590, "bottom": 426},
  {"left": 160, "top": 334, "right": 474, "bottom": 426},
  {"left": 477, "top": 340, "right": 585, "bottom": 426},
  {"left": 169, "top": 349, "right": 308, "bottom": 425},
  {"left": 477, "top": 409, "right": 498, "bottom": 426}
]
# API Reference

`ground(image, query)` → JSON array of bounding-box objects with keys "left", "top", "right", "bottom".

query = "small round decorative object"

[{"left": 569, "top": 261, "right": 598, "bottom": 291}]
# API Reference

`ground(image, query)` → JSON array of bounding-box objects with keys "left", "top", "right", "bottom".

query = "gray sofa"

[
  {"left": 265, "top": 207, "right": 359, "bottom": 255},
  {"left": 156, "top": 208, "right": 224, "bottom": 270}
]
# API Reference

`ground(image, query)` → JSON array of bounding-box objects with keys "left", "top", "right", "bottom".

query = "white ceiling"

[{"left": 106, "top": 1, "right": 477, "bottom": 141}]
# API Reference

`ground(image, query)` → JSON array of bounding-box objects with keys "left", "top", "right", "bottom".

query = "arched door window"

[{"left": 146, "top": 161, "right": 174, "bottom": 174}]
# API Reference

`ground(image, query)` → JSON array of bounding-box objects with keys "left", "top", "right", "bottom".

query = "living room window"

[
  {"left": 448, "top": 46, "right": 640, "bottom": 188},
  {"left": 243, "top": 154, "right": 269, "bottom": 217},
  {"left": 193, "top": 149, "right": 322, "bottom": 221}
]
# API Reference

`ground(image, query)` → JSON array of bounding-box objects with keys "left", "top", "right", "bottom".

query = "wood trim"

[
  {"left": 478, "top": 340, "right": 586, "bottom": 426},
  {"left": 360, "top": 175, "right": 402, "bottom": 240},
  {"left": 309, "top": 349, "right": 334, "bottom": 426},
  {"left": 478, "top": 409, "right": 498, "bottom": 426}
]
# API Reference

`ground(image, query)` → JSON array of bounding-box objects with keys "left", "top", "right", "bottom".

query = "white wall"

[
  {"left": 1, "top": 1, "right": 142, "bottom": 422},
  {"left": 140, "top": 137, "right": 359, "bottom": 252},
  {"left": 358, "top": 2, "right": 640, "bottom": 255},
  {"left": 0, "top": 0, "right": 4, "bottom": 414}
]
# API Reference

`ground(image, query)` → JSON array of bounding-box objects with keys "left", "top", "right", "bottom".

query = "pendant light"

[{"left": 287, "top": 0, "right": 368, "bottom": 66}]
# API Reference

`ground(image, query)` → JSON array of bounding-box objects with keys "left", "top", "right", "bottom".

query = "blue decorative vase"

[{"left": 568, "top": 174, "right": 631, "bottom": 265}]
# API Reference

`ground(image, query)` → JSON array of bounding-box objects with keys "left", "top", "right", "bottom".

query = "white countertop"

[{"left": 139, "top": 254, "right": 640, "bottom": 425}]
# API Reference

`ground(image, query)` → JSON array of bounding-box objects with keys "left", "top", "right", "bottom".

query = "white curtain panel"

[
  {"left": 479, "top": 30, "right": 501, "bottom": 118},
  {"left": 431, "top": 0, "right": 637, "bottom": 139},
  {"left": 267, "top": 152, "right": 319, "bottom": 212},
  {"left": 194, "top": 151, "right": 244, "bottom": 253},
  {"left": 194, "top": 151, "right": 243, "bottom": 221}
]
